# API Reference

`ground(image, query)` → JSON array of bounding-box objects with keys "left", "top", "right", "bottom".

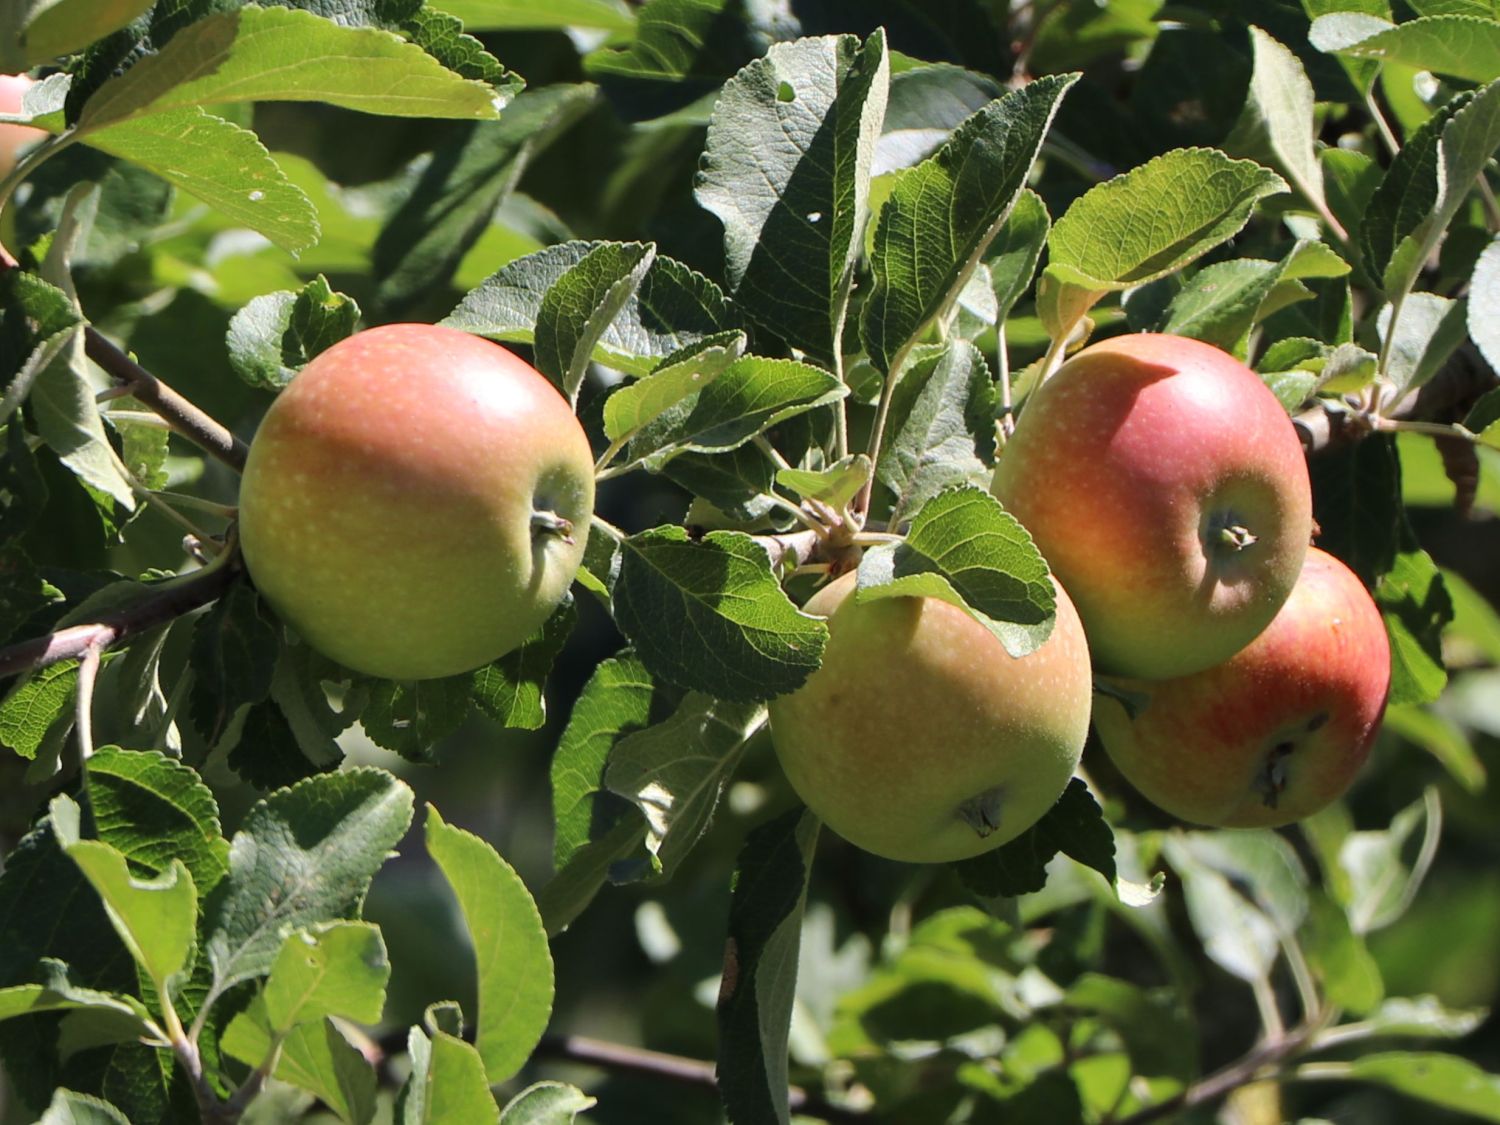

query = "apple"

[
  {"left": 0, "top": 74, "right": 45, "bottom": 178},
  {"left": 1094, "top": 547, "right": 1390, "bottom": 828},
  {"left": 767, "top": 571, "right": 1093, "bottom": 863},
  {"left": 991, "top": 333, "right": 1313, "bottom": 680},
  {"left": 238, "top": 323, "right": 594, "bottom": 681}
]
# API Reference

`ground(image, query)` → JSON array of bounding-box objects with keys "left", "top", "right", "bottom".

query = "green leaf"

[
  {"left": 0, "top": 962, "right": 150, "bottom": 1029},
  {"left": 613, "top": 526, "right": 829, "bottom": 702},
  {"left": 1467, "top": 235, "right": 1500, "bottom": 382},
  {"left": 82, "top": 108, "right": 320, "bottom": 253},
  {"left": 876, "top": 62, "right": 1004, "bottom": 177},
  {"left": 1223, "top": 27, "right": 1327, "bottom": 219},
  {"left": 432, "top": 0, "right": 633, "bottom": 32},
  {"left": 987, "top": 189, "right": 1050, "bottom": 322},
  {"left": 223, "top": 1004, "right": 377, "bottom": 1124},
  {"left": 0, "top": 658, "right": 77, "bottom": 760},
  {"left": 1309, "top": 435, "right": 1402, "bottom": 587},
  {"left": 1317, "top": 14, "right": 1500, "bottom": 83},
  {"left": 1047, "top": 147, "right": 1289, "bottom": 292},
  {"left": 551, "top": 654, "right": 661, "bottom": 869},
  {"left": 861, "top": 74, "right": 1076, "bottom": 373},
  {"left": 226, "top": 276, "right": 361, "bottom": 391},
  {"left": 1302, "top": 891, "right": 1383, "bottom": 1014},
  {"left": 1376, "top": 529, "right": 1452, "bottom": 706},
  {"left": 204, "top": 769, "right": 414, "bottom": 998},
  {"left": 1351, "top": 994, "right": 1487, "bottom": 1039},
  {"left": 1377, "top": 293, "right": 1468, "bottom": 402},
  {"left": 425, "top": 806, "right": 553, "bottom": 1087},
  {"left": 263, "top": 922, "right": 390, "bottom": 1032},
  {"left": 583, "top": 0, "right": 757, "bottom": 85},
  {"left": 470, "top": 599, "right": 576, "bottom": 731},
  {"left": 52, "top": 795, "right": 197, "bottom": 993},
  {"left": 5, "top": 0, "right": 153, "bottom": 69},
  {"left": 1339, "top": 1052, "right": 1500, "bottom": 1120},
  {"left": 876, "top": 342, "right": 997, "bottom": 521},
  {"left": 1174, "top": 830, "right": 1309, "bottom": 935},
  {"left": 1162, "top": 835, "right": 1279, "bottom": 983},
  {"left": 1467, "top": 386, "right": 1500, "bottom": 449},
  {"left": 604, "top": 693, "right": 765, "bottom": 878},
  {"left": 603, "top": 331, "right": 747, "bottom": 443},
  {"left": 374, "top": 85, "right": 596, "bottom": 315},
  {"left": 1342, "top": 789, "right": 1442, "bottom": 933},
  {"left": 776, "top": 454, "right": 872, "bottom": 511},
  {"left": 626, "top": 355, "right": 845, "bottom": 470},
  {"left": 1362, "top": 80, "right": 1500, "bottom": 298},
  {"left": 716, "top": 809, "right": 818, "bottom": 1125},
  {"left": 229, "top": 692, "right": 339, "bottom": 793},
  {"left": 536, "top": 241, "right": 657, "bottom": 401},
  {"left": 696, "top": 31, "right": 889, "bottom": 363},
  {"left": 500, "top": 1082, "right": 597, "bottom": 1124},
  {"left": 536, "top": 818, "right": 641, "bottom": 938},
  {"left": 76, "top": 7, "right": 506, "bottom": 134},
  {"left": 31, "top": 188, "right": 134, "bottom": 513},
  {"left": 188, "top": 581, "right": 279, "bottom": 747},
  {"left": 856, "top": 485, "right": 1055, "bottom": 658},
  {"left": 398, "top": 1026, "right": 499, "bottom": 1124},
  {"left": 1163, "top": 241, "right": 1348, "bottom": 353},
  {"left": 1061, "top": 974, "right": 1195, "bottom": 1081},
  {"left": 38, "top": 1089, "right": 132, "bottom": 1125},
  {"left": 1383, "top": 703, "right": 1485, "bottom": 791},
  {"left": 361, "top": 676, "right": 472, "bottom": 763},
  {"left": 446, "top": 241, "right": 739, "bottom": 376},
  {"left": 956, "top": 780, "right": 1117, "bottom": 898}
]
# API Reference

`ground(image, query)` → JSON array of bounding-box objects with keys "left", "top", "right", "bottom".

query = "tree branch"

[
  {"left": 1113, "top": 1024, "right": 1318, "bottom": 1125},
  {"left": 0, "top": 548, "right": 241, "bottom": 682},
  {"left": 1295, "top": 343, "right": 1496, "bottom": 456},
  {"left": 532, "top": 1034, "right": 870, "bottom": 1123},
  {"left": 83, "top": 326, "right": 250, "bottom": 472},
  {"left": 0, "top": 245, "right": 249, "bottom": 473}
]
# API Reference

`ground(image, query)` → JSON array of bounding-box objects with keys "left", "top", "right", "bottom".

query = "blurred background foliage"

[{"left": 5, "top": 0, "right": 1500, "bottom": 1122}]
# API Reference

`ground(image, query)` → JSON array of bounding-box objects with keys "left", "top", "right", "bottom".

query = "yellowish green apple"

[
  {"left": 767, "top": 571, "right": 1093, "bottom": 863},
  {"left": 238, "top": 323, "right": 594, "bottom": 680}
]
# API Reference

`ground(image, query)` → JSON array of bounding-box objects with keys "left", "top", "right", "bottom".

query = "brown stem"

[
  {"left": 532, "top": 1034, "right": 870, "bottom": 1123},
  {"left": 1294, "top": 343, "right": 1496, "bottom": 455},
  {"left": 83, "top": 326, "right": 250, "bottom": 472},
  {"left": 0, "top": 548, "right": 241, "bottom": 681},
  {"left": 1113, "top": 1024, "right": 1318, "bottom": 1125},
  {"left": 0, "top": 246, "right": 249, "bottom": 473}
]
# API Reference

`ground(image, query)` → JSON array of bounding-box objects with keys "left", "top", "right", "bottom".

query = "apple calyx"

[
  {"left": 1217, "top": 524, "right": 1258, "bottom": 551},
  {"left": 957, "top": 786, "right": 1005, "bottom": 838},
  {"left": 1254, "top": 739, "right": 1295, "bottom": 808},
  {"left": 531, "top": 509, "right": 576, "bottom": 545}
]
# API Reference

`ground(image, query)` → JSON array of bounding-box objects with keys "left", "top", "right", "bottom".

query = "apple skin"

[
  {"left": 238, "top": 324, "right": 594, "bottom": 681},
  {"left": 991, "top": 333, "right": 1313, "bottom": 680},
  {"left": 0, "top": 75, "right": 46, "bottom": 177},
  {"left": 1094, "top": 547, "right": 1390, "bottom": 828},
  {"left": 767, "top": 571, "right": 1093, "bottom": 863}
]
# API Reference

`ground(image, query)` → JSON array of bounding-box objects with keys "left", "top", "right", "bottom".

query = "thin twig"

[
  {"left": 1113, "top": 1024, "right": 1319, "bottom": 1125},
  {"left": 0, "top": 547, "right": 241, "bottom": 681},
  {"left": 1293, "top": 343, "right": 1497, "bottom": 455},
  {"left": 532, "top": 1034, "right": 870, "bottom": 1123},
  {"left": 83, "top": 326, "right": 250, "bottom": 472},
  {"left": 74, "top": 641, "right": 104, "bottom": 764}
]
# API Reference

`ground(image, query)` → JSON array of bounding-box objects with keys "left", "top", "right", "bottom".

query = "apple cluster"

[{"left": 770, "top": 333, "right": 1391, "bottom": 863}]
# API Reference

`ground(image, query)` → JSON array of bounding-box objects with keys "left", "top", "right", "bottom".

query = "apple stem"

[
  {"left": 1218, "top": 524, "right": 1258, "bottom": 550},
  {"left": 532, "top": 510, "right": 576, "bottom": 545},
  {"left": 957, "top": 786, "right": 1005, "bottom": 837}
]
